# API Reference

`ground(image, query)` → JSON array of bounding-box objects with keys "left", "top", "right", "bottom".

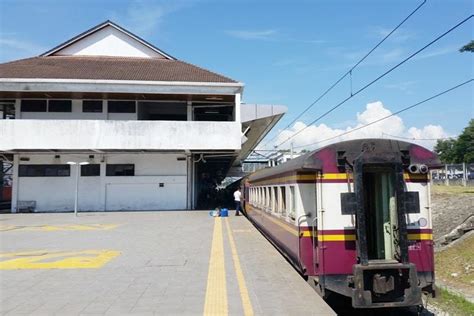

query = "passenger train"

[{"left": 242, "top": 139, "right": 440, "bottom": 308}]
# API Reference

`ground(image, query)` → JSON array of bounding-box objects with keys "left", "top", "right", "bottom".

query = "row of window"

[
  {"left": 20, "top": 100, "right": 136, "bottom": 113},
  {"left": 248, "top": 185, "right": 297, "bottom": 219},
  {"left": 19, "top": 164, "right": 135, "bottom": 177}
]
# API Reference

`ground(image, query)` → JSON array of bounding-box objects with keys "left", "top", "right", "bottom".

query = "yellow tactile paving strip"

[
  {"left": 203, "top": 218, "right": 228, "bottom": 315},
  {"left": 0, "top": 250, "right": 120, "bottom": 269},
  {"left": 0, "top": 224, "right": 120, "bottom": 232},
  {"left": 204, "top": 217, "right": 255, "bottom": 316}
]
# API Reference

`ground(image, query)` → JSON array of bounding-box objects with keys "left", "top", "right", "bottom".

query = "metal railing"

[{"left": 431, "top": 163, "right": 474, "bottom": 186}]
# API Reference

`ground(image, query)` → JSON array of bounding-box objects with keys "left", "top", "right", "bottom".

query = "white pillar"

[
  {"left": 11, "top": 154, "right": 19, "bottom": 213},
  {"left": 235, "top": 93, "right": 241, "bottom": 122},
  {"left": 187, "top": 101, "right": 192, "bottom": 121},
  {"left": 445, "top": 164, "right": 449, "bottom": 186},
  {"left": 73, "top": 164, "right": 80, "bottom": 216},
  {"left": 463, "top": 162, "right": 467, "bottom": 187},
  {"left": 187, "top": 154, "right": 193, "bottom": 209},
  {"left": 100, "top": 156, "right": 107, "bottom": 211},
  {"left": 14, "top": 99, "right": 21, "bottom": 119},
  {"left": 104, "top": 100, "right": 108, "bottom": 120}
]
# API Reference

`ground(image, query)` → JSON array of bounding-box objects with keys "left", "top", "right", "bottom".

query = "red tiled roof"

[{"left": 0, "top": 56, "right": 238, "bottom": 83}]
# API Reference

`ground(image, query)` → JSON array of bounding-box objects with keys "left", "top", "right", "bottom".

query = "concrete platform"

[{"left": 0, "top": 211, "right": 335, "bottom": 315}]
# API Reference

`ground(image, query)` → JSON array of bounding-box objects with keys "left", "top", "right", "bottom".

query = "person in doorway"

[{"left": 234, "top": 187, "right": 242, "bottom": 216}]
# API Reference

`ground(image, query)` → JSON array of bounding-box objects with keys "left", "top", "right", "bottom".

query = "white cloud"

[
  {"left": 225, "top": 29, "right": 277, "bottom": 41},
  {"left": 112, "top": 0, "right": 193, "bottom": 37},
  {"left": 373, "top": 27, "right": 416, "bottom": 43},
  {"left": 413, "top": 45, "right": 459, "bottom": 61},
  {"left": 0, "top": 36, "right": 47, "bottom": 62},
  {"left": 226, "top": 29, "right": 326, "bottom": 44},
  {"left": 271, "top": 101, "right": 448, "bottom": 151},
  {"left": 384, "top": 81, "right": 418, "bottom": 94}
]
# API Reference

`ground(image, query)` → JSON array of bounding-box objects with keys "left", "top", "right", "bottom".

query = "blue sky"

[{"left": 0, "top": 0, "right": 472, "bottom": 149}]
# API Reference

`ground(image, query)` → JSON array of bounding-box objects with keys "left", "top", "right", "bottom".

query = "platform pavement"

[{"left": 0, "top": 211, "right": 335, "bottom": 315}]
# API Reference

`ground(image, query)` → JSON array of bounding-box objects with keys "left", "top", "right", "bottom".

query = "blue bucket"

[{"left": 220, "top": 208, "right": 228, "bottom": 217}]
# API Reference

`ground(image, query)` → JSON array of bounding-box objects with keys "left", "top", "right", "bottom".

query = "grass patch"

[
  {"left": 435, "top": 234, "right": 474, "bottom": 290},
  {"left": 429, "top": 287, "right": 474, "bottom": 316},
  {"left": 432, "top": 185, "right": 474, "bottom": 195}
]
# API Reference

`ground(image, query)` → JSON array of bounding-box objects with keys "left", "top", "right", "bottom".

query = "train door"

[{"left": 362, "top": 167, "right": 399, "bottom": 261}]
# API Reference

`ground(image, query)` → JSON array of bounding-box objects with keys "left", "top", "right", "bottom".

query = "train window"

[
  {"left": 273, "top": 187, "right": 278, "bottom": 213},
  {"left": 265, "top": 187, "right": 270, "bottom": 210},
  {"left": 263, "top": 187, "right": 267, "bottom": 209},
  {"left": 280, "top": 186, "right": 286, "bottom": 216},
  {"left": 289, "top": 186, "right": 296, "bottom": 220}
]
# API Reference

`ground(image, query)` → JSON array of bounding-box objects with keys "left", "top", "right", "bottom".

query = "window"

[
  {"left": 48, "top": 100, "right": 72, "bottom": 112},
  {"left": 21, "top": 100, "right": 47, "bottom": 112},
  {"left": 265, "top": 187, "right": 270, "bottom": 210},
  {"left": 106, "top": 164, "right": 135, "bottom": 176},
  {"left": 280, "top": 186, "right": 287, "bottom": 216},
  {"left": 273, "top": 187, "right": 278, "bottom": 213},
  {"left": 83, "top": 100, "right": 103, "bottom": 113},
  {"left": 289, "top": 186, "right": 296, "bottom": 220},
  {"left": 108, "top": 101, "right": 136, "bottom": 113},
  {"left": 81, "top": 164, "right": 100, "bottom": 176},
  {"left": 137, "top": 102, "right": 186, "bottom": 121},
  {"left": 19, "top": 164, "right": 70, "bottom": 177}
]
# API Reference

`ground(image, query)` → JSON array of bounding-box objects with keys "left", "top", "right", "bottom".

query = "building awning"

[{"left": 233, "top": 103, "right": 287, "bottom": 167}]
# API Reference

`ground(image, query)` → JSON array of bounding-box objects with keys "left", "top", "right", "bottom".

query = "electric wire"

[
  {"left": 261, "top": 0, "right": 427, "bottom": 148},
  {"left": 381, "top": 132, "right": 457, "bottom": 141},
  {"left": 276, "top": 14, "right": 473, "bottom": 148},
  {"left": 292, "top": 79, "right": 473, "bottom": 149}
]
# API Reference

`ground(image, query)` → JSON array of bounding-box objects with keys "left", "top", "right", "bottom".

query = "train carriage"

[{"left": 242, "top": 138, "right": 441, "bottom": 308}]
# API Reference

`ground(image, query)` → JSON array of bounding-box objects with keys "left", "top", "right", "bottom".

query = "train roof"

[{"left": 248, "top": 138, "right": 441, "bottom": 182}]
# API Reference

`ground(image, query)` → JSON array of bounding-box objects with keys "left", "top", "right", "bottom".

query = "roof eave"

[{"left": 0, "top": 78, "right": 244, "bottom": 95}]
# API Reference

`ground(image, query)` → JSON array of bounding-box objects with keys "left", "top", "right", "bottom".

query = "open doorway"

[
  {"left": 0, "top": 157, "right": 13, "bottom": 212},
  {"left": 363, "top": 166, "right": 400, "bottom": 262},
  {"left": 0, "top": 101, "right": 15, "bottom": 119}
]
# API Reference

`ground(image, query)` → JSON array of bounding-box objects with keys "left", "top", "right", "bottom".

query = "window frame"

[
  {"left": 108, "top": 100, "right": 136, "bottom": 113},
  {"left": 18, "top": 164, "right": 71, "bottom": 177},
  {"left": 288, "top": 186, "right": 296, "bottom": 221},
  {"left": 82, "top": 100, "right": 103, "bottom": 113},
  {"left": 48, "top": 100, "right": 72, "bottom": 112},
  {"left": 21, "top": 100, "right": 47, "bottom": 112},
  {"left": 272, "top": 186, "right": 278, "bottom": 214},
  {"left": 106, "top": 164, "right": 135, "bottom": 176},
  {"left": 81, "top": 164, "right": 101, "bottom": 177},
  {"left": 280, "top": 186, "right": 287, "bottom": 216}
]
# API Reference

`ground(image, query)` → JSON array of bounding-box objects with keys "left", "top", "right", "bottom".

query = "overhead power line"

[
  {"left": 261, "top": 0, "right": 427, "bottom": 148},
  {"left": 381, "top": 133, "right": 457, "bottom": 141},
  {"left": 276, "top": 14, "right": 474, "bottom": 148},
  {"left": 292, "top": 79, "right": 473, "bottom": 149}
]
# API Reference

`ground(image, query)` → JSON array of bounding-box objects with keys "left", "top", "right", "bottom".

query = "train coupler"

[{"left": 351, "top": 262, "right": 422, "bottom": 308}]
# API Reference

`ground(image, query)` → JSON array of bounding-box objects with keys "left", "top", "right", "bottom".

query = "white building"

[{"left": 0, "top": 21, "right": 286, "bottom": 212}]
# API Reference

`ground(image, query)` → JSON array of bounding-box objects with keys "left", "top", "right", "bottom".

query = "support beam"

[
  {"left": 235, "top": 93, "right": 241, "bottom": 123},
  {"left": 11, "top": 155, "right": 19, "bottom": 213}
]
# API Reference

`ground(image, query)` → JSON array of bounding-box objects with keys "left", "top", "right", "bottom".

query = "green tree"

[
  {"left": 434, "top": 120, "right": 474, "bottom": 163},
  {"left": 434, "top": 138, "right": 457, "bottom": 163},
  {"left": 459, "top": 40, "right": 474, "bottom": 53},
  {"left": 454, "top": 119, "right": 474, "bottom": 163}
]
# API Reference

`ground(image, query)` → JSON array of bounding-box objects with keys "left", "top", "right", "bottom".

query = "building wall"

[
  {"left": 15, "top": 153, "right": 188, "bottom": 212},
  {"left": 0, "top": 119, "right": 241, "bottom": 151}
]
